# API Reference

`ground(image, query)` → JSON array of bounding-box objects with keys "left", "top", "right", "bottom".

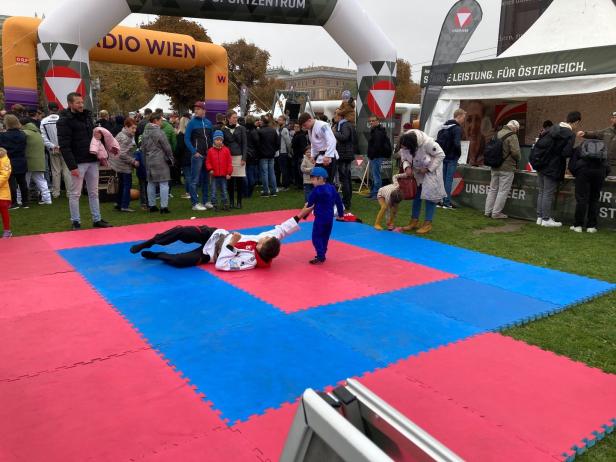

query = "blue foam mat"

[{"left": 58, "top": 221, "right": 615, "bottom": 423}]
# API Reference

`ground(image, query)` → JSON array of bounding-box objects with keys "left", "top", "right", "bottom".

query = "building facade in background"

[
  {"left": 267, "top": 66, "right": 357, "bottom": 101},
  {"left": 497, "top": 0, "right": 553, "bottom": 55}
]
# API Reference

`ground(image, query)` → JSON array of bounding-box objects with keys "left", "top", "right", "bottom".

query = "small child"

[
  {"left": 0, "top": 147, "right": 12, "bottom": 238},
  {"left": 306, "top": 167, "right": 344, "bottom": 264},
  {"left": 207, "top": 130, "right": 233, "bottom": 211},
  {"left": 374, "top": 173, "right": 407, "bottom": 231},
  {"left": 300, "top": 145, "right": 315, "bottom": 202}
]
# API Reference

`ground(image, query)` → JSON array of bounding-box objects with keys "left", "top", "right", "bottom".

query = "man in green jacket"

[{"left": 485, "top": 120, "right": 521, "bottom": 219}]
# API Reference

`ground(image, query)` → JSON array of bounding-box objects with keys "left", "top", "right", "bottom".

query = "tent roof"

[
  {"left": 139, "top": 94, "right": 174, "bottom": 114},
  {"left": 425, "top": 0, "right": 616, "bottom": 136},
  {"left": 499, "top": 0, "right": 616, "bottom": 58}
]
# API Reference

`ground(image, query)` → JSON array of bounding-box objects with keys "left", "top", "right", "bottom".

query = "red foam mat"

[
  {"left": 0, "top": 350, "right": 237, "bottom": 462},
  {"left": 41, "top": 209, "right": 302, "bottom": 250},
  {"left": 359, "top": 333, "right": 616, "bottom": 461},
  {"left": 206, "top": 240, "right": 454, "bottom": 313}
]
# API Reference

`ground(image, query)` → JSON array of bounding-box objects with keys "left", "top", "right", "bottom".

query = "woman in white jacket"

[{"left": 399, "top": 130, "right": 446, "bottom": 234}]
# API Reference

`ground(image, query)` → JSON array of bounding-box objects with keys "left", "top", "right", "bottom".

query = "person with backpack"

[
  {"left": 530, "top": 111, "right": 580, "bottom": 227},
  {"left": 483, "top": 120, "right": 521, "bottom": 219},
  {"left": 568, "top": 138, "right": 611, "bottom": 233},
  {"left": 578, "top": 111, "right": 616, "bottom": 173},
  {"left": 436, "top": 108, "right": 465, "bottom": 209}
]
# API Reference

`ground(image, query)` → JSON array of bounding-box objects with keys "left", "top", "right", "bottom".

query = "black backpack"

[
  {"left": 579, "top": 139, "right": 608, "bottom": 161},
  {"left": 436, "top": 125, "right": 454, "bottom": 154},
  {"left": 530, "top": 132, "right": 555, "bottom": 171},
  {"left": 484, "top": 132, "right": 514, "bottom": 168}
]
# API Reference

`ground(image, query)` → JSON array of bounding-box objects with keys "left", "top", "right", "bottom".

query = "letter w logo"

[{"left": 217, "top": 75, "right": 227, "bottom": 84}]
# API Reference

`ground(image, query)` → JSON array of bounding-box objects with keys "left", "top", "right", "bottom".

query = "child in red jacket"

[{"left": 207, "top": 130, "right": 233, "bottom": 210}]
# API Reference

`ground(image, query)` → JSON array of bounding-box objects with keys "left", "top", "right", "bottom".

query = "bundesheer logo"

[{"left": 454, "top": 7, "right": 472, "bottom": 29}]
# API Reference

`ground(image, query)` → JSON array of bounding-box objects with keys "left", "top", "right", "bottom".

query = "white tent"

[
  {"left": 425, "top": 0, "right": 616, "bottom": 136},
  {"left": 138, "top": 94, "right": 174, "bottom": 115}
]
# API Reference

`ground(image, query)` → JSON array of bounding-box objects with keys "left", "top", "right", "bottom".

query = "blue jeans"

[
  {"left": 211, "top": 176, "right": 229, "bottom": 206},
  {"left": 189, "top": 155, "right": 210, "bottom": 205},
  {"left": 147, "top": 181, "right": 169, "bottom": 208},
  {"left": 117, "top": 172, "right": 132, "bottom": 209},
  {"left": 442, "top": 159, "right": 458, "bottom": 206},
  {"left": 303, "top": 184, "right": 314, "bottom": 203},
  {"left": 412, "top": 186, "right": 436, "bottom": 221},
  {"left": 370, "top": 157, "right": 383, "bottom": 198},
  {"left": 182, "top": 165, "right": 191, "bottom": 193},
  {"left": 259, "top": 159, "right": 277, "bottom": 195},
  {"left": 245, "top": 164, "right": 260, "bottom": 197}
]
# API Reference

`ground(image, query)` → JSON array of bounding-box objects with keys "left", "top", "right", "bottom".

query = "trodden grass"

[{"left": 8, "top": 185, "right": 616, "bottom": 461}]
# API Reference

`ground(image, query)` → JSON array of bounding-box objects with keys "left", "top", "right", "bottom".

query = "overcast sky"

[{"left": 2, "top": 0, "right": 502, "bottom": 81}]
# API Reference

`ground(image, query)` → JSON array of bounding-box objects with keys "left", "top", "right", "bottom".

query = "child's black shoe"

[{"left": 309, "top": 257, "right": 325, "bottom": 265}]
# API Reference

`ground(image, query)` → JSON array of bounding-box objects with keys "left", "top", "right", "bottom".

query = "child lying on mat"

[
  {"left": 374, "top": 172, "right": 409, "bottom": 231},
  {"left": 130, "top": 206, "right": 313, "bottom": 270}
]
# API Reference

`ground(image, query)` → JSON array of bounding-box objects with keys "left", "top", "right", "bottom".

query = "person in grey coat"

[{"left": 141, "top": 113, "right": 174, "bottom": 214}]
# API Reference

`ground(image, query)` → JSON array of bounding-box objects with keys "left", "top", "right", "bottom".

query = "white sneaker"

[
  {"left": 181, "top": 193, "right": 191, "bottom": 199},
  {"left": 536, "top": 218, "right": 543, "bottom": 225},
  {"left": 192, "top": 204, "right": 207, "bottom": 211},
  {"left": 38, "top": 201, "right": 52, "bottom": 205},
  {"left": 204, "top": 202, "right": 214, "bottom": 210},
  {"left": 541, "top": 218, "right": 562, "bottom": 228},
  {"left": 569, "top": 226, "right": 583, "bottom": 233},
  {"left": 587, "top": 227, "right": 598, "bottom": 233}
]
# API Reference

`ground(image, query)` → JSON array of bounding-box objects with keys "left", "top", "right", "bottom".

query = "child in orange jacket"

[
  {"left": 0, "top": 147, "right": 12, "bottom": 238},
  {"left": 206, "top": 130, "right": 233, "bottom": 211}
]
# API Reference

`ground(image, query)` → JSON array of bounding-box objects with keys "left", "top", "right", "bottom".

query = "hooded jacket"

[
  {"left": 206, "top": 145, "right": 233, "bottom": 177},
  {"left": 110, "top": 127, "right": 137, "bottom": 174},
  {"left": 23, "top": 123, "right": 47, "bottom": 172},
  {"left": 141, "top": 123, "right": 174, "bottom": 182},
  {"left": 0, "top": 128, "right": 28, "bottom": 175},
  {"left": 90, "top": 127, "right": 120, "bottom": 163},
  {"left": 439, "top": 119, "right": 463, "bottom": 161},
  {"left": 57, "top": 109, "right": 96, "bottom": 170},
  {"left": 536, "top": 123, "right": 576, "bottom": 181},
  {"left": 400, "top": 130, "right": 446, "bottom": 203},
  {"left": 333, "top": 119, "right": 355, "bottom": 161}
]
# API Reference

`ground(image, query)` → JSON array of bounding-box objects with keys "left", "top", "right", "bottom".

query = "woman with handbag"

[
  {"left": 110, "top": 118, "right": 139, "bottom": 212},
  {"left": 399, "top": 130, "right": 446, "bottom": 234},
  {"left": 141, "top": 113, "right": 174, "bottom": 214}
]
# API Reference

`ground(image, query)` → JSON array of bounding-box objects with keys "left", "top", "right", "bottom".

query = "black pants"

[
  {"left": 574, "top": 167, "right": 605, "bottom": 228},
  {"left": 292, "top": 154, "right": 303, "bottom": 188},
  {"left": 338, "top": 160, "right": 353, "bottom": 210},
  {"left": 140, "top": 225, "right": 216, "bottom": 268},
  {"left": 227, "top": 177, "right": 244, "bottom": 207},
  {"left": 9, "top": 173, "right": 29, "bottom": 207}
]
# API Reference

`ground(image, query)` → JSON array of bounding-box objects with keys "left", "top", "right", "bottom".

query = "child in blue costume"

[{"left": 306, "top": 167, "right": 344, "bottom": 264}]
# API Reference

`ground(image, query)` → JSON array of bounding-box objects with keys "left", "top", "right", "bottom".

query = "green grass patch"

[{"left": 10, "top": 186, "right": 616, "bottom": 461}]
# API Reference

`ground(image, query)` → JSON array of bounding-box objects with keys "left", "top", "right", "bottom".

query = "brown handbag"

[{"left": 397, "top": 174, "right": 417, "bottom": 200}]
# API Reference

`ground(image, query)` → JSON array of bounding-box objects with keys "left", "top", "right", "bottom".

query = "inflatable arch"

[
  {"left": 2, "top": 17, "right": 228, "bottom": 122},
  {"left": 6, "top": 0, "right": 397, "bottom": 144}
]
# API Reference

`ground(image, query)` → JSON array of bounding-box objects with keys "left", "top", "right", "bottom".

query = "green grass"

[{"left": 9, "top": 185, "right": 616, "bottom": 461}]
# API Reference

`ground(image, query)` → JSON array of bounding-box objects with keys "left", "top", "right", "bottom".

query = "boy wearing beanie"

[
  {"left": 306, "top": 167, "right": 344, "bottom": 264},
  {"left": 206, "top": 130, "right": 233, "bottom": 210}
]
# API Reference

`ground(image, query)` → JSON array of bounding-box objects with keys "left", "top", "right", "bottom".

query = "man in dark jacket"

[
  {"left": 257, "top": 116, "right": 280, "bottom": 197},
  {"left": 438, "top": 108, "right": 466, "bottom": 209},
  {"left": 244, "top": 116, "right": 260, "bottom": 198},
  {"left": 367, "top": 116, "right": 392, "bottom": 199},
  {"left": 184, "top": 101, "right": 214, "bottom": 211},
  {"left": 57, "top": 92, "right": 111, "bottom": 230},
  {"left": 136, "top": 108, "right": 152, "bottom": 146},
  {"left": 291, "top": 122, "right": 310, "bottom": 188},
  {"left": 535, "top": 111, "right": 581, "bottom": 227},
  {"left": 579, "top": 111, "right": 616, "bottom": 173},
  {"left": 334, "top": 110, "right": 355, "bottom": 210}
]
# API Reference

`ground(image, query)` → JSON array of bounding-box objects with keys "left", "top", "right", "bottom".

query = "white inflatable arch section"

[{"left": 37, "top": 0, "right": 397, "bottom": 147}]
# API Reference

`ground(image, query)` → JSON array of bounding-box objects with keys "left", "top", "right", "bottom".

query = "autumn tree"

[
  {"left": 251, "top": 77, "right": 285, "bottom": 112},
  {"left": 222, "top": 39, "right": 272, "bottom": 111},
  {"left": 91, "top": 62, "right": 150, "bottom": 114},
  {"left": 141, "top": 16, "right": 212, "bottom": 112},
  {"left": 396, "top": 59, "right": 421, "bottom": 104}
]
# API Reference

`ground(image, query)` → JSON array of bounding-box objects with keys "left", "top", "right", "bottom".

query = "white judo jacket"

[{"left": 202, "top": 217, "right": 301, "bottom": 271}]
